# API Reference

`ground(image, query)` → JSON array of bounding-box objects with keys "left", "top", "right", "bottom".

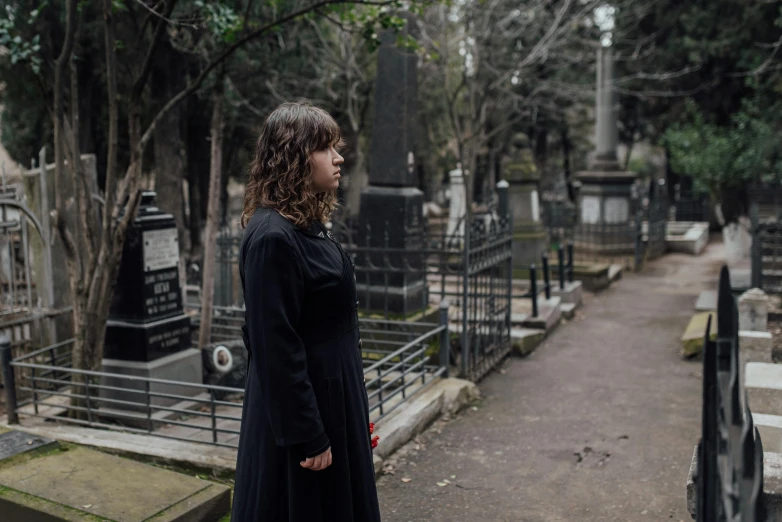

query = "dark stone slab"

[
  {"left": 0, "top": 430, "right": 54, "bottom": 461},
  {"left": 367, "top": 12, "right": 419, "bottom": 187},
  {"left": 104, "top": 313, "right": 192, "bottom": 362}
]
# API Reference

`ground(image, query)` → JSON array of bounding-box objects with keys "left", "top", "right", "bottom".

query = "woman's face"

[{"left": 311, "top": 144, "right": 344, "bottom": 193}]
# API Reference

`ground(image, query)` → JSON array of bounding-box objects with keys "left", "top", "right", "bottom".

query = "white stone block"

[
  {"left": 739, "top": 288, "right": 769, "bottom": 332},
  {"left": 746, "top": 362, "right": 782, "bottom": 417},
  {"left": 740, "top": 330, "right": 773, "bottom": 363}
]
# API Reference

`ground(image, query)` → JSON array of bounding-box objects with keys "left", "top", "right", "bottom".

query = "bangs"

[{"left": 311, "top": 110, "right": 343, "bottom": 150}]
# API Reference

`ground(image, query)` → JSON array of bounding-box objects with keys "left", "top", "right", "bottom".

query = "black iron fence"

[
  {"left": 330, "top": 184, "right": 513, "bottom": 382},
  {"left": 695, "top": 266, "right": 766, "bottom": 521},
  {"left": 674, "top": 195, "right": 711, "bottom": 223},
  {"left": 1, "top": 303, "right": 451, "bottom": 446},
  {"left": 541, "top": 192, "right": 667, "bottom": 271}
]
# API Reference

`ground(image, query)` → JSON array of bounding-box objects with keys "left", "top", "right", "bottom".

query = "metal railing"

[
  {"left": 1, "top": 302, "right": 451, "bottom": 445},
  {"left": 695, "top": 266, "right": 765, "bottom": 521}
]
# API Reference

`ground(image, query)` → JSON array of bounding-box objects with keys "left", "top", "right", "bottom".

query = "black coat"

[{"left": 231, "top": 208, "right": 381, "bottom": 522}]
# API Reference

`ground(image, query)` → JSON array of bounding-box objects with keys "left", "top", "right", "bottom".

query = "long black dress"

[{"left": 230, "top": 207, "right": 381, "bottom": 522}]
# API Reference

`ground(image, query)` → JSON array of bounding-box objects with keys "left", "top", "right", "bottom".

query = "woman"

[{"left": 231, "top": 101, "right": 381, "bottom": 522}]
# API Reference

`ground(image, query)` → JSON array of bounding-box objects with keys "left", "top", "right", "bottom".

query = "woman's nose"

[{"left": 334, "top": 152, "right": 344, "bottom": 165}]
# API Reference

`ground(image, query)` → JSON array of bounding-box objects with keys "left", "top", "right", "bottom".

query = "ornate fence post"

[
  {"left": 696, "top": 266, "right": 766, "bottom": 521},
  {"left": 439, "top": 299, "right": 450, "bottom": 378},
  {"left": 0, "top": 333, "right": 19, "bottom": 424}
]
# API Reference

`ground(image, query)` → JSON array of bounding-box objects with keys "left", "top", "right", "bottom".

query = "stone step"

[
  {"left": 510, "top": 328, "right": 545, "bottom": 356},
  {"left": 560, "top": 303, "right": 576, "bottom": 319},
  {"left": 746, "top": 362, "right": 782, "bottom": 417}
]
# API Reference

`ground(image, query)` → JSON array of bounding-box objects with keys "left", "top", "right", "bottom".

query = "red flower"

[{"left": 369, "top": 422, "right": 379, "bottom": 450}]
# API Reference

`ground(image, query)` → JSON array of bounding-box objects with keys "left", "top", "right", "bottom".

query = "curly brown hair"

[{"left": 241, "top": 100, "right": 342, "bottom": 229}]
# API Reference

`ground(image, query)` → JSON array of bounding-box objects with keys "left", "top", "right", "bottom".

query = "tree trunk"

[
  {"left": 185, "top": 97, "right": 211, "bottom": 260},
  {"left": 198, "top": 78, "right": 225, "bottom": 349}
]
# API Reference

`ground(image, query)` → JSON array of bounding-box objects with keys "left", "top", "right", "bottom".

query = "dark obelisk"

[{"left": 357, "top": 12, "right": 426, "bottom": 314}]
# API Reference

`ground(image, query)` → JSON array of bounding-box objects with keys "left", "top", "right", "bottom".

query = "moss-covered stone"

[{"left": 681, "top": 311, "right": 718, "bottom": 357}]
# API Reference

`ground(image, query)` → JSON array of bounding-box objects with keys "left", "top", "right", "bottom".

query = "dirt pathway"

[{"left": 376, "top": 240, "right": 726, "bottom": 522}]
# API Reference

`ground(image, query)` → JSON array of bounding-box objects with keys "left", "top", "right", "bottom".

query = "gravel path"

[{"left": 376, "top": 240, "right": 726, "bottom": 522}]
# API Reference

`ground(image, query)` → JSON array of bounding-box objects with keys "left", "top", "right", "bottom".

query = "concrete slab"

[
  {"left": 747, "top": 362, "right": 782, "bottom": 416},
  {"left": 522, "top": 296, "right": 562, "bottom": 331},
  {"left": 686, "top": 446, "right": 782, "bottom": 520},
  {"left": 0, "top": 422, "right": 239, "bottom": 473},
  {"left": 560, "top": 303, "right": 576, "bottom": 319},
  {"left": 666, "top": 222, "right": 710, "bottom": 255},
  {"left": 0, "top": 446, "right": 230, "bottom": 521},
  {"left": 551, "top": 281, "right": 583, "bottom": 306},
  {"left": 695, "top": 290, "right": 717, "bottom": 312},
  {"left": 680, "top": 311, "right": 717, "bottom": 357}
]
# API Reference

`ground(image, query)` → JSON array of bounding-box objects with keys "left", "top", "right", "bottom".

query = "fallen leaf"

[
  {"left": 436, "top": 482, "right": 447, "bottom": 487},
  {"left": 82, "top": 504, "right": 93, "bottom": 509},
  {"left": 443, "top": 479, "right": 451, "bottom": 484},
  {"left": 450, "top": 475, "right": 456, "bottom": 479},
  {"left": 401, "top": 477, "right": 412, "bottom": 483}
]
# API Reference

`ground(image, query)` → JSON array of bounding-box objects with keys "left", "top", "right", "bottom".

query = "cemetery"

[{"left": 0, "top": 1, "right": 780, "bottom": 521}]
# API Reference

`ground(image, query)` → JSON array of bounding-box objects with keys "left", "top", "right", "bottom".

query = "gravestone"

[
  {"left": 101, "top": 191, "right": 202, "bottom": 411},
  {"left": 503, "top": 133, "right": 547, "bottom": 268},
  {"left": 357, "top": 12, "right": 426, "bottom": 314},
  {"left": 739, "top": 287, "right": 769, "bottom": 332},
  {"left": 573, "top": 46, "right": 638, "bottom": 254},
  {"left": 0, "top": 430, "right": 54, "bottom": 461}
]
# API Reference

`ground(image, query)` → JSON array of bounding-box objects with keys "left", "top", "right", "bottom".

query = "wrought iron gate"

[{"left": 695, "top": 266, "right": 766, "bottom": 521}]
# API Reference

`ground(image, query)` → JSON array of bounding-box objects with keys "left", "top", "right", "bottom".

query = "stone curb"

[{"left": 371, "top": 377, "right": 479, "bottom": 479}]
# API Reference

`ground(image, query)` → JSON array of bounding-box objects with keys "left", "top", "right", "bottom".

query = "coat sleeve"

[{"left": 244, "top": 232, "right": 329, "bottom": 457}]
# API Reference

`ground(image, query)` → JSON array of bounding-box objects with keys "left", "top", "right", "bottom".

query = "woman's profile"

[{"left": 230, "top": 101, "right": 381, "bottom": 521}]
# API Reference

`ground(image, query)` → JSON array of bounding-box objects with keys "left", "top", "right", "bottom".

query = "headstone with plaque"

[
  {"left": 503, "top": 133, "right": 547, "bottom": 268},
  {"left": 101, "top": 191, "right": 202, "bottom": 413}
]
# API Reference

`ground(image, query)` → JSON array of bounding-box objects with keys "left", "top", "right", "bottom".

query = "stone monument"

[
  {"left": 357, "top": 12, "right": 426, "bottom": 314},
  {"left": 503, "top": 133, "right": 547, "bottom": 269},
  {"left": 738, "top": 288, "right": 769, "bottom": 332},
  {"left": 446, "top": 165, "right": 466, "bottom": 240},
  {"left": 574, "top": 46, "right": 638, "bottom": 254},
  {"left": 101, "top": 191, "right": 202, "bottom": 411}
]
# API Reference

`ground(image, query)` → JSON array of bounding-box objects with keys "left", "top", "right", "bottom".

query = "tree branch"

[
  {"left": 138, "top": 0, "right": 398, "bottom": 153},
  {"left": 131, "top": 0, "right": 179, "bottom": 104}
]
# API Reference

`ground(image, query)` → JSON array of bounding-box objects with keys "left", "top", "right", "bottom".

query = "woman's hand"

[{"left": 300, "top": 447, "right": 332, "bottom": 471}]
